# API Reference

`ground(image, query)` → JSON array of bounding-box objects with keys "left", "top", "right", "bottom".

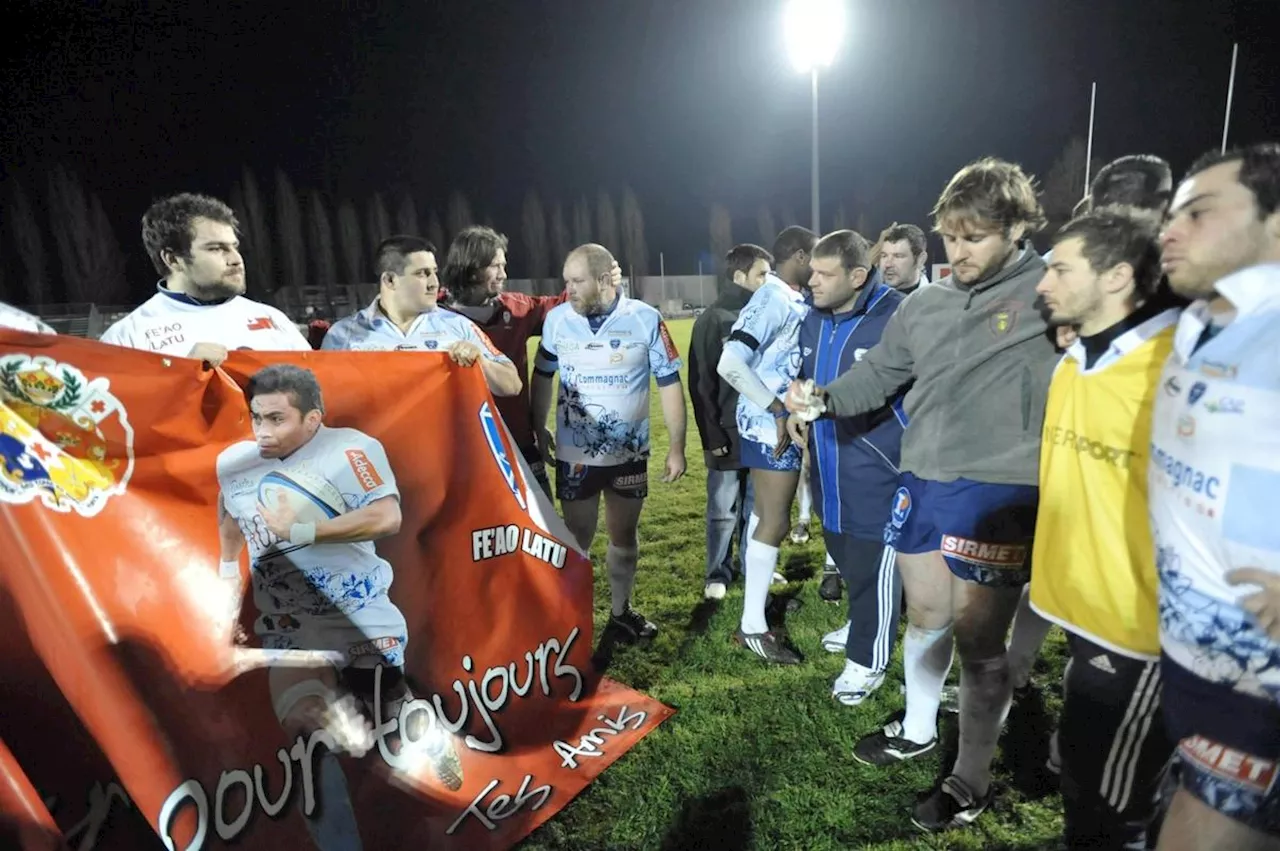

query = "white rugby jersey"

[
  {"left": 100, "top": 285, "right": 309, "bottom": 353},
  {"left": 1148, "top": 263, "right": 1280, "bottom": 703},
  {"left": 320, "top": 297, "right": 510, "bottom": 366},
  {"left": 534, "top": 294, "right": 682, "bottom": 466},
  {"left": 0, "top": 302, "right": 55, "bottom": 334},
  {"left": 724, "top": 273, "right": 809, "bottom": 446},
  {"left": 217, "top": 425, "right": 401, "bottom": 621}
]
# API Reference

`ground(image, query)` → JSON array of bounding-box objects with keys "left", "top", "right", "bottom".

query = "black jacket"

[{"left": 688, "top": 284, "right": 754, "bottom": 470}]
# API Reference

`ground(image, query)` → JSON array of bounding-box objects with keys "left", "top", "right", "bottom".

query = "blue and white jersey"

[
  {"left": 534, "top": 295, "right": 682, "bottom": 466},
  {"left": 1149, "top": 263, "right": 1280, "bottom": 704},
  {"left": 322, "top": 298, "right": 511, "bottom": 365},
  {"left": 724, "top": 273, "right": 809, "bottom": 446},
  {"left": 217, "top": 425, "right": 401, "bottom": 622}
]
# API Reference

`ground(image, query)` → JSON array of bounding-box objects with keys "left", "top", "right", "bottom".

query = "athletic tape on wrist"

[
  {"left": 219, "top": 560, "right": 240, "bottom": 579},
  {"left": 290, "top": 522, "right": 317, "bottom": 546}
]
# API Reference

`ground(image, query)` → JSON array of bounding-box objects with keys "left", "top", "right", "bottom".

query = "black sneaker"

[
  {"left": 910, "top": 775, "right": 993, "bottom": 832},
  {"left": 608, "top": 607, "right": 657, "bottom": 642},
  {"left": 852, "top": 719, "right": 937, "bottom": 766},
  {"left": 734, "top": 629, "right": 802, "bottom": 665},
  {"left": 818, "top": 571, "right": 843, "bottom": 602}
]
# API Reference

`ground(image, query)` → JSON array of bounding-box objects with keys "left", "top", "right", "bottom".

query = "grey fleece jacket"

[{"left": 820, "top": 246, "right": 1058, "bottom": 486}]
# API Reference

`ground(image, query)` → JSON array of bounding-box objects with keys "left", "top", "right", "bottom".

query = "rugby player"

[
  {"left": 1031, "top": 206, "right": 1180, "bottom": 848},
  {"left": 788, "top": 158, "right": 1058, "bottom": 830},
  {"left": 717, "top": 225, "right": 815, "bottom": 663},
  {"left": 321, "top": 235, "right": 522, "bottom": 398},
  {"left": 1149, "top": 142, "right": 1280, "bottom": 851},
  {"left": 217, "top": 364, "right": 462, "bottom": 848},
  {"left": 788, "top": 229, "right": 905, "bottom": 703},
  {"left": 100, "top": 193, "right": 310, "bottom": 358},
  {"left": 530, "top": 244, "right": 686, "bottom": 641},
  {"left": 441, "top": 226, "right": 622, "bottom": 496}
]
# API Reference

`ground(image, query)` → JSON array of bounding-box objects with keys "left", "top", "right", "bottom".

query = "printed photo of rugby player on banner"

[
  {"left": 0, "top": 321, "right": 673, "bottom": 851},
  {"left": 215, "top": 363, "right": 464, "bottom": 850}
]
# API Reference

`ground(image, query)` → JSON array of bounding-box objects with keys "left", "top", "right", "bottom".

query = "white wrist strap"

[
  {"left": 794, "top": 379, "right": 828, "bottom": 422},
  {"left": 289, "top": 522, "right": 317, "bottom": 546},
  {"left": 219, "top": 560, "right": 240, "bottom": 579}
]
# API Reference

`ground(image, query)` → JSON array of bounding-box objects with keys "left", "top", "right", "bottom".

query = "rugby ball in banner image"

[{"left": 257, "top": 469, "right": 345, "bottom": 523}]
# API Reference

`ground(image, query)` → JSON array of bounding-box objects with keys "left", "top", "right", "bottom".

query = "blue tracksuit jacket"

[{"left": 800, "top": 274, "right": 908, "bottom": 539}]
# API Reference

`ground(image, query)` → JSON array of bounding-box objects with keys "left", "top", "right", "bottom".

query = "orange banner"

[{"left": 0, "top": 329, "right": 672, "bottom": 850}]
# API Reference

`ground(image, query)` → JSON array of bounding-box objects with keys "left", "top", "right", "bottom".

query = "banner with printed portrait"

[{"left": 0, "top": 328, "right": 672, "bottom": 851}]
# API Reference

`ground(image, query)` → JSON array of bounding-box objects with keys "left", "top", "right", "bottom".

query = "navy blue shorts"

[
  {"left": 740, "top": 437, "right": 802, "bottom": 472},
  {"left": 1162, "top": 655, "right": 1280, "bottom": 835},
  {"left": 883, "top": 472, "right": 1037, "bottom": 587},
  {"left": 555, "top": 459, "right": 648, "bottom": 502}
]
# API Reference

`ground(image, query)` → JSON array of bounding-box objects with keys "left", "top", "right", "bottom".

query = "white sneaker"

[
  {"left": 821, "top": 621, "right": 850, "bottom": 653},
  {"left": 704, "top": 582, "right": 727, "bottom": 601},
  {"left": 832, "top": 663, "right": 885, "bottom": 706}
]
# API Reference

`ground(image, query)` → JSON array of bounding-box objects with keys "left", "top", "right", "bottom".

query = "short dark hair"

[
  {"left": 245, "top": 364, "right": 325, "bottom": 416},
  {"left": 1053, "top": 205, "right": 1163, "bottom": 298},
  {"left": 771, "top": 226, "right": 817, "bottom": 264},
  {"left": 812, "top": 230, "right": 873, "bottom": 272},
  {"left": 142, "top": 193, "right": 239, "bottom": 275},
  {"left": 882, "top": 223, "right": 926, "bottom": 258},
  {"left": 441, "top": 225, "right": 509, "bottom": 294},
  {"left": 376, "top": 235, "right": 437, "bottom": 278},
  {"left": 1090, "top": 154, "right": 1173, "bottom": 210},
  {"left": 725, "top": 243, "right": 773, "bottom": 281},
  {"left": 932, "top": 157, "right": 1047, "bottom": 235},
  {"left": 1185, "top": 142, "right": 1280, "bottom": 218}
]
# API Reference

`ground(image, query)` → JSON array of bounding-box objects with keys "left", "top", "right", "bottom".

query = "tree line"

[
  {"left": 0, "top": 167, "right": 659, "bottom": 307},
  {"left": 0, "top": 139, "right": 1087, "bottom": 308}
]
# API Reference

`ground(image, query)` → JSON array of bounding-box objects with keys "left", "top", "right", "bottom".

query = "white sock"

[
  {"left": 746, "top": 512, "right": 760, "bottom": 545},
  {"left": 953, "top": 653, "right": 1012, "bottom": 797},
  {"left": 841, "top": 658, "right": 874, "bottom": 679},
  {"left": 901, "top": 624, "right": 955, "bottom": 744},
  {"left": 797, "top": 481, "right": 812, "bottom": 525},
  {"left": 605, "top": 544, "right": 638, "bottom": 617},
  {"left": 1006, "top": 585, "right": 1052, "bottom": 689},
  {"left": 740, "top": 539, "right": 778, "bottom": 634},
  {"left": 824, "top": 548, "right": 836, "bottom": 574}
]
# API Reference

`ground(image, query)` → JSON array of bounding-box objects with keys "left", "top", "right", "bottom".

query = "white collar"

[{"left": 1174, "top": 263, "right": 1280, "bottom": 358}]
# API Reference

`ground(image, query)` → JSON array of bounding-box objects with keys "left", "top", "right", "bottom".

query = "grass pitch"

[{"left": 522, "top": 318, "right": 1068, "bottom": 851}]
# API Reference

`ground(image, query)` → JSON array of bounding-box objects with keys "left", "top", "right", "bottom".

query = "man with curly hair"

[{"left": 100, "top": 193, "right": 309, "bottom": 359}]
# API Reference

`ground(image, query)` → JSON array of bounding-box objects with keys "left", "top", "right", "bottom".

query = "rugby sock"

[
  {"left": 605, "top": 544, "right": 639, "bottom": 617},
  {"left": 797, "top": 480, "right": 812, "bottom": 525},
  {"left": 1006, "top": 584, "right": 1051, "bottom": 689},
  {"left": 746, "top": 512, "right": 760, "bottom": 545},
  {"left": 953, "top": 652, "right": 1012, "bottom": 798},
  {"left": 900, "top": 624, "right": 955, "bottom": 744},
  {"left": 305, "top": 750, "right": 364, "bottom": 850},
  {"left": 740, "top": 539, "right": 778, "bottom": 635},
  {"left": 824, "top": 548, "right": 836, "bottom": 575}
]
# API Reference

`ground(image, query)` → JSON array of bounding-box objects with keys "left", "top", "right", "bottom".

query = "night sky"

[{"left": 2, "top": 0, "right": 1277, "bottom": 301}]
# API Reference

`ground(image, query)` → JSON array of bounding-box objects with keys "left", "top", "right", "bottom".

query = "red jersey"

[{"left": 446, "top": 290, "right": 568, "bottom": 454}]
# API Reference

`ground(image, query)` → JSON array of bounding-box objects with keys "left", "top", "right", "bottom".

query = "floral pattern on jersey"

[
  {"left": 557, "top": 382, "right": 648, "bottom": 461},
  {"left": 1157, "top": 543, "right": 1280, "bottom": 702},
  {"left": 254, "top": 555, "right": 391, "bottom": 617}
]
